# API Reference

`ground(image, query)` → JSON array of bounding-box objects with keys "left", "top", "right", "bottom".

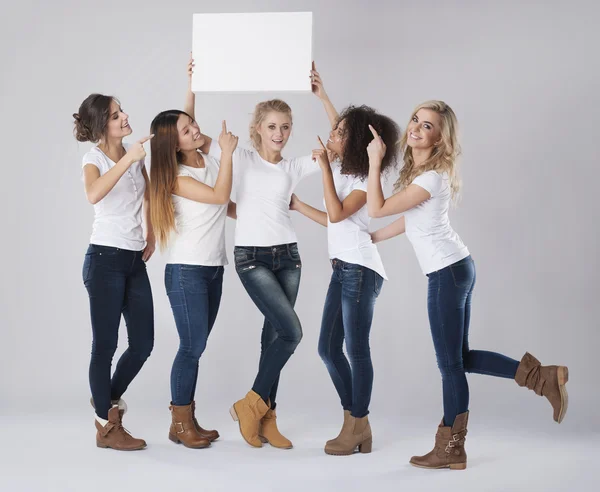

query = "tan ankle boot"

[
  {"left": 515, "top": 352, "right": 569, "bottom": 423},
  {"left": 325, "top": 410, "right": 351, "bottom": 449},
  {"left": 229, "top": 390, "right": 269, "bottom": 447},
  {"left": 410, "top": 412, "right": 469, "bottom": 470},
  {"left": 95, "top": 406, "right": 146, "bottom": 451},
  {"left": 324, "top": 414, "right": 372, "bottom": 456},
  {"left": 191, "top": 400, "right": 219, "bottom": 442},
  {"left": 90, "top": 396, "right": 127, "bottom": 415},
  {"left": 258, "top": 402, "right": 293, "bottom": 449},
  {"left": 168, "top": 403, "right": 211, "bottom": 449}
]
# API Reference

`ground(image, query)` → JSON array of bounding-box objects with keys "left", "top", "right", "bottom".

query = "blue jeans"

[
  {"left": 83, "top": 244, "right": 154, "bottom": 420},
  {"left": 234, "top": 243, "right": 303, "bottom": 407},
  {"left": 427, "top": 255, "right": 519, "bottom": 426},
  {"left": 318, "top": 260, "right": 384, "bottom": 418},
  {"left": 165, "top": 264, "right": 224, "bottom": 406}
]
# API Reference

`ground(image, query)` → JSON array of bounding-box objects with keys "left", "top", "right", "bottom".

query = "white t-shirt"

[
  {"left": 81, "top": 144, "right": 146, "bottom": 251},
  {"left": 209, "top": 140, "right": 319, "bottom": 246},
  {"left": 404, "top": 170, "right": 469, "bottom": 275},
  {"left": 167, "top": 153, "right": 228, "bottom": 266},
  {"left": 326, "top": 162, "right": 387, "bottom": 279}
]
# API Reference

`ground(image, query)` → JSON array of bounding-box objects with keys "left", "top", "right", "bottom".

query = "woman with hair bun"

[{"left": 74, "top": 94, "right": 155, "bottom": 451}]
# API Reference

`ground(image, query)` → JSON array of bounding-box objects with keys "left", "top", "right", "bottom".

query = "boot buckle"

[{"left": 175, "top": 422, "right": 185, "bottom": 434}]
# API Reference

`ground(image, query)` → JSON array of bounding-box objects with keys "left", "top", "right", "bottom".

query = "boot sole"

[
  {"left": 325, "top": 438, "right": 372, "bottom": 455},
  {"left": 229, "top": 405, "right": 262, "bottom": 448},
  {"left": 258, "top": 436, "right": 293, "bottom": 449},
  {"left": 410, "top": 461, "right": 466, "bottom": 470},
  {"left": 96, "top": 441, "right": 146, "bottom": 451},
  {"left": 557, "top": 366, "right": 569, "bottom": 424},
  {"left": 168, "top": 433, "right": 211, "bottom": 449}
]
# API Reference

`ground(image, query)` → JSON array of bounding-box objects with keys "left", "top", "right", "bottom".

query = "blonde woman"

[
  {"left": 367, "top": 101, "right": 569, "bottom": 470},
  {"left": 186, "top": 56, "right": 321, "bottom": 449}
]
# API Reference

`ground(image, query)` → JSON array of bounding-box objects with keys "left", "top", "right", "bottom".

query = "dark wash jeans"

[
  {"left": 165, "top": 264, "right": 224, "bottom": 406},
  {"left": 318, "top": 259, "right": 384, "bottom": 418},
  {"left": 83, "top": 244, "right": 154, "bottom": 420},
  {"left": 427, "top": 255, "right": 519, "bottom": 426},
  {"left": 234, "top": 243, "right": 303, "bottom": 407}
]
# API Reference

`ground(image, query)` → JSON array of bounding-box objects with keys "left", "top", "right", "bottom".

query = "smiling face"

[
  {"left": 176, "top": 114, "right": 205, "bottom": 151},
  {"left": 326, "top": 118, "right": 346, "bottom": 158},
  {"left": 406, "top": 108, "right": 442, "bottom": 151},
  {"left": 104, "top": 99, "right": 132, "bottom": 140},
  {"left": 256, "top": 111, "right": 292, "bottom": 153}
]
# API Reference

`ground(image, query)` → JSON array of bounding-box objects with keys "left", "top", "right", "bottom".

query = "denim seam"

[
  {"left": 176, "top": 268, "right": 193, "bottom": 405},
  {"left": 327, "top": 294, "right": 350, "bottom": 411}
]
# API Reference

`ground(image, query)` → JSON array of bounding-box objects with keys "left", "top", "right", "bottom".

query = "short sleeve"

[
  {"left": 351, "top": 175, "right": 368, "bottom": 193},
  {"left": 412, "top": 171, "right": 443, "bottom": 197},
  {"left": 81, "top": 151, "right": 105, "bottom": 172},
  {"left": 177, "top": 166, "right": 195, "bottom": 178},
  {"left": 208, "top": 139, "right": 248, "bottom": 168},
  {"left": 291, "top": 155, "right": 320, "bottom": 180}
]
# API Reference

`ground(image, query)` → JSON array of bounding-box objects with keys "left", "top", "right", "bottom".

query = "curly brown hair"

[{"left": 336, "top": 105, "right": 400, "bottom": 179}]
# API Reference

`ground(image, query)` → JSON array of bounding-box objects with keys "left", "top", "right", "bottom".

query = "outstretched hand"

[{"left": 312, "top": 136, "right": 330, "bottom": 169}]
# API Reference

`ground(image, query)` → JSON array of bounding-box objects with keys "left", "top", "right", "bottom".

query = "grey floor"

[{"left": 1, "top": 410, "right": 596, "bottom": 492}]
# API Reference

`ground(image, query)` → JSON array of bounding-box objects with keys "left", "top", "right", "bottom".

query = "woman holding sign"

[
  {"left": 186, "top": 55, "right": 320, "bottom": 449},
  {"left": 74, "top": 94, "right": 155, "bottom": 451},
  {"left": 290, "top": 66, "right": 400, "bottom": 455},
  {"left": 148, "top": 111, "right": 238, "bottom": 449},
  {"left": 366, "top": 100, "right": 569, "bottom": 470}
]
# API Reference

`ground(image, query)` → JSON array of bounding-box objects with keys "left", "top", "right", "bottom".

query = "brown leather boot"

[
  {"left": 191, "top": 400, "right": 219, "bottom": 442},
  {"left": 325, "top": 410, "right": 351, "bottom": 449},
  {"left": 515, "top": 352, "right": 569, "bottom": 423},
  {"left": 324, "top": 414, "right": 372, "bottom": 456},
  {"left": 168, "top": 403, "right": 211, "bottom": 449},
  {"left": 95, "top": 406, "right": 146, "bottom": 451},
  {"left": 229, "top": 390, "right": 269, "bottom": 447},
  {"left": 258, "top": 402, "right": 293, "bottom": 449},
  {"left": 409, "top": 412, "right": 469, "bottom": 470}
]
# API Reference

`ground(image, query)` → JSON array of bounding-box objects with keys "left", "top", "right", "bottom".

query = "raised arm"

[
  {"left": 366, "top": 126, "right": 430, "bottom": 218},
  {"left": 83, "top": 136, "right": 153, "bottom": 205},
  {"left": 290, "top": 194, "right": 328, "bottom": 227},
  {"left": 313, "top": 137, "right": 365, "bottom": 223},
  {"left": 174, "top": 121, "right": 237, "bottom": 205},
  {"left": 185, "top": 53, "right": 212, "bottom": 154},
  {"left": 311, "top": 62, "right": 338, "bottom": 129}
]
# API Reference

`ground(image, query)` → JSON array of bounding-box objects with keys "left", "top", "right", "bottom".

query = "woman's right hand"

[
  {"left": 125, "top": 135, "right": 154, "bottom": 164},
  {"left": 187, "top": 53, "right": 195, "bottom": 83},
  {"left": 310, "top": 62, "right": 328, "bottom": 100},
  {"left": 218, "top": 120, "right": 238, "bottom": 155}
]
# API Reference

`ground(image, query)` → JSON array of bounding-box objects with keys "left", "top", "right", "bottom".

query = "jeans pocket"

[
  {"left": 288, "top": 243, "right": 301, "bottom": 261},
  {"left": 373, "top": 271, "right": 384, "bottom": 297},
  {"left": 234, "top": 247, "right": 255, "bottom": 267},
  {"left": 449, "top": 260, "right": 473, "bottom": 288},
  {"left": 82, "top": 254, "right": 93, "bottom": 284}
]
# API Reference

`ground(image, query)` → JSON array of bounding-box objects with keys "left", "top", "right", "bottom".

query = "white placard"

[{"left": 192, "top": 12, "right": 313, "bottom": 93}]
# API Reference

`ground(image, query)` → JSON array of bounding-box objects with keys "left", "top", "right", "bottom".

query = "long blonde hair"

[
  {"left": 394, "top": 100, "right": 461, "bottom": 199},
  {"left": 249, "top": 99, "right": 292, "bottom": 150}
]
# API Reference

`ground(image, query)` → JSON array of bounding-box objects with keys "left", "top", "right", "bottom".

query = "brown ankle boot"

[
  {"left": 191, "top": 401, "right": 219, "bottom": 442},
  {"left": 229, "top": 390, "right": 269, "bottom": 447},
  {"left": 168, "top": 403, "right": 211, "bottom": 449},
  {"left": 410, "top": 412, "right": 469, "bottom": 470},
  {"left": 258, "top": 402, "right": 293, "bottom": 449},
  {"left": 325, "top": 410, "right": 351, "bottom": 449},
  {"left": 324, "top": 414, "right": 372, "bottom": 456},
  {"left": 95, "top": 406, "right": 146, "bottom": 451},
  {"left": 515, "top": 352, "right": 569, "bottom": 423}
]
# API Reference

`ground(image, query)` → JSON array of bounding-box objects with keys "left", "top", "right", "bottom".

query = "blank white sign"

[{"left": 192, "top": 12, "right": 313, "bottom": 93}]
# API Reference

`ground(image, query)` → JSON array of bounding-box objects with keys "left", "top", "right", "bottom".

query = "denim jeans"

[
  {"left": 427, "top": 255, "right": 519, "bottom": 426},
  {"left": 165, "top": 264, "right": 224, "bottom": 406},
  {"left": 318, "top": 259, "right": 384, "bottom": 418},
  {"left": 83, "top": 244, "right": 154, "bottom": 420},
  {"left": 234, "top": 243, "right": 303, "bottom": 407}
]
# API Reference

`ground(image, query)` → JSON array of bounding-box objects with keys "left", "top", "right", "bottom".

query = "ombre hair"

[{"left": 394, "top": 100, "right": 461, "bottom": 199}]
